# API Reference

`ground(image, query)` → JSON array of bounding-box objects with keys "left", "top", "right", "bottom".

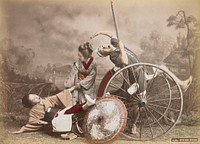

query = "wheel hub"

[{"left": 138, "top": 97, "right": 147, "bottom": 107}]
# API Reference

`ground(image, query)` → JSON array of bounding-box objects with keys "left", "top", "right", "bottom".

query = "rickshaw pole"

[{"left": 111, "top": 0, "right": 120, "bottom": 39}]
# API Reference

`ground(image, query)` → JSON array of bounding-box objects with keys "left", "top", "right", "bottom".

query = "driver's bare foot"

[
  {"left": 181, "top": 76, "right": 192, "bottom": 92},
  {"left": 130, "top": 124, "right": 138, "bottom": 135}
]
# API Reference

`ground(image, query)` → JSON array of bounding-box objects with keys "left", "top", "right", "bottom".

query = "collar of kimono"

[{"left": 82, "top": 56, "right": 93, "bottom": 70}]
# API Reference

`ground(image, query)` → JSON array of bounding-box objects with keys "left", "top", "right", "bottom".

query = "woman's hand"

[
  {"left": 75, "top": 82, "right": 81, "bottom": 89},
  {"left": 68, "top": 86, "right": 76, "bottom": 92}
]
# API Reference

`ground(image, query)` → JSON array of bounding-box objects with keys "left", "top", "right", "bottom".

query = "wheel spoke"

[
  {"left": 131, "top": 66, "right": 148, "bottom": 100},
  {"left": 146, "top": 69, "right": 159, "bottom": 92},
  {"left": 119, "top": 72, "right": 130, "bottom": 86},
  {"left": 115, "top": 96, "right": 138, "bottom": 103},
  {"left": 147, "top": 83, "right": 170, "bottom": 95},
  {"left": 148, "top": 101, "right": 169, "bottom": 107},
  {"left": 147, "top": 103, "right": 180, "bottom": 112},
  {"left": 144, "top": 106, "right": 166, "bottom": 133},
  {"left": 147, "top": 85, "right": 170, "bottom": 100},
  {"left": 139, "top": 107, "right": 142, "bottom": 140},
  {"left": 109, "top": 82, "right": 127, "bottom": 93},
  {"left": 146, "top": 105, "right": 176, "bottom": 124},
  {"left": 146, "top": 105, "right": 167, "bottom": 119},
  {"left": 143, "top": 108, "right": 154, "bottom": 139},
  {"left": 130, "top": 93, "right": 141, "bottom": 101},
  {"left": 148, "top": 83, "right": 169, "bottom": 94},
  {"left": 130, "top": 66, "right": 138, "bottom": 82},
  {"left": 124, "top": 102, "right": 138, "bottom": 106},
  {"left": 126, "top": 107, "right": 137, "bottom": 112},
  {"left": 112, "top": 95, "right": 130, "bottom": 100},
  {"left": 147, "top": 93, "right": 170, "bottom": 100},
  {"left": 148, "top": 97, "right": 181, "bottom": 103},
  {"left": 124, "top": 98, "right": 139, "bottom": 103},
  {"left": 112, "top": 77, "right": 124, "bottom": 85}
]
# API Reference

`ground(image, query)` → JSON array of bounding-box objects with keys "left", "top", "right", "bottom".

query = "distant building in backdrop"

[{"left": 163, "top": 49, "right": 190, "bottom": 78}]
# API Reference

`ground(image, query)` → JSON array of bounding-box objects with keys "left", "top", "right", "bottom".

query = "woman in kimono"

[
  {"left": 64, "top": 42, "right": 97, "bottom": 105},
  {"left": 12, "top": 87, "right": 95, "bottom": 135},
  {"left": 59, "top": 42, "right": 97, "bottom": 139}
]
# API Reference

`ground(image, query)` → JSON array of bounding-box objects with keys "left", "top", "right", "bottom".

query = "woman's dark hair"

[
  {"left": 78, "top": 42, "right": 93, "bottom": 58},
  {"left": 22, "top": 94, "right": 32, "bottom": 108}
]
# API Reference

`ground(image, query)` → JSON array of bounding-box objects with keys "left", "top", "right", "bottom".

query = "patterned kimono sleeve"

[{"left": 79, "top": 62, "right": 97, "bottom": 90}]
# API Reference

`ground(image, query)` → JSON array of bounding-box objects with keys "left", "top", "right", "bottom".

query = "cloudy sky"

[{"left": 0, "top": 0, "right": 199, "bottom": 68}]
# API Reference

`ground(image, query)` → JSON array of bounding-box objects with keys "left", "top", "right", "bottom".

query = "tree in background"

[
  {"left": 0, "top": 38, "right": 35, "bottom": 77},
  {"left": 139, "top": 30, "right": 173, "bottom": 64},
  {"left": 167, "top": 10, "right": 200, "bottom": 75},
  {"left": 0, "top": 38, "right": 46, "bottom": 83}
]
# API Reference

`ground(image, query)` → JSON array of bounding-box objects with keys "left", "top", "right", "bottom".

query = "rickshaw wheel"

[
  {"left": 82, "top": 96, "right": 127, "bottom": 144},
  {"left": 103, "top": 63, "right": 183, "bottom": 141}
]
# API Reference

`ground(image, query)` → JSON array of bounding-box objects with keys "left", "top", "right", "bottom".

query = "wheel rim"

[{"left": 103, "top": 63, "right": 183, "bottom": 140}]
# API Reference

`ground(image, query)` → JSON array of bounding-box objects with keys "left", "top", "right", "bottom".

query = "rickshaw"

[
  {"left": 81, "top": 57, "right": 183, "bottom": 144},
  {"left": 81, "top": 2, "right": 183, "bottom": 142}
]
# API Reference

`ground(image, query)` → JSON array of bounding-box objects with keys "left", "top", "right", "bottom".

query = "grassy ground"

[{"left": 0, "top": 119, "right": 199, "bottom": 144}]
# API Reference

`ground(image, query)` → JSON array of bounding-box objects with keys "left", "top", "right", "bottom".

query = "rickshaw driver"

[
  {"left": 91, "top": 30, "right": 193, "bottom": 134},
  {"left": 91, "top": 31, "right": 147, "bottom": 134},
  {"left": 91, "top": 31, "right": 192, "bottom": 93}
]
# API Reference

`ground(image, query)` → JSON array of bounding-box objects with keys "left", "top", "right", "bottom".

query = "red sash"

[
  {"left": 79, "top": 72, "right": 88, "bottom": 78},
  {"left": 82, "top": 56, "right": 93, "bottom": 70},
  {"left": 79, "top": 56, "right": 94, "bottom": 78}
]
